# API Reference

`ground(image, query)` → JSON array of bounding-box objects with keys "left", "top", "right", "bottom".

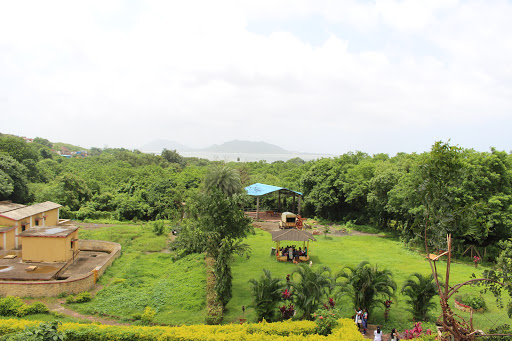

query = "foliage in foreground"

[
  {"left": 338, "top": 261, "right": 397, "bottom": 314},
  {"left": 0, "top": 318, "right": 365, "bottom": 341},
  {"left": 0, "top": 297, "right": 50, "bottom": 318},
  {"left": 401, "top": 273, "right": 439, "bottom": 321},
  {"left": 249, "top": 269, "right": 285, "bottom": 322}
]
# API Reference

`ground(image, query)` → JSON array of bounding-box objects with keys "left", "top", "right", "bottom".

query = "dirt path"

[
  {"left": 253, "top": 221, "right": 379, "bottom": 237},
  {"left": 48, "top": 300, "right": 130, "bottom": 326}
]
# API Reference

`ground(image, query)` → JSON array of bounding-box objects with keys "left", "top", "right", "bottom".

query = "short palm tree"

[
  {"left": 338, "top": 261, "right": 396, "bottom": 314},
  {"left": 290, "top": 264, "right": 332, "bottom": 320},
  {"left": 249, "top": 269, "right": 285, "bottom": 322},
  {"left": 401, "top": 273, "right": 439, "bottom": 321},
  {"left": 203, "top": 165, "right": 242, "bottom": 197}
]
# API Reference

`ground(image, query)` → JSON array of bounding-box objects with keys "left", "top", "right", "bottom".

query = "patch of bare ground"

[
  {"left": 75, "top": 222, "right": 142, "bottom": 230},
  {"left": 251, "top": 220, "right": 379, "bottom": 237}
]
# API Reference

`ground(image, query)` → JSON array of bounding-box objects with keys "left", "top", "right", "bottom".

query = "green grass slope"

[{"left": 226, "top": 229, "right": 510, "bottom": 332}]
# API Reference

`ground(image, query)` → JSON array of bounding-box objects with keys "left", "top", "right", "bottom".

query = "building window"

[
  {"left": 35, "top": 219, "right": 39, "bottom": 226},
  {"left": 21, "top": 224, "right": 28, "bottom": 232}
]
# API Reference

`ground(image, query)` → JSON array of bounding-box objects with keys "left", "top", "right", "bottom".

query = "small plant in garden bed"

[{"left": 454, "top": 293, "right": 486, "bottom": 311}]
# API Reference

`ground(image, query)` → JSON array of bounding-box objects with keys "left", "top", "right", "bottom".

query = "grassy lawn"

[
  {"left": 226, "top": 228, "right": 511, "bottom": 332},
  {"left": 71, "top": 224, "right": 207, "bottom": 325}
]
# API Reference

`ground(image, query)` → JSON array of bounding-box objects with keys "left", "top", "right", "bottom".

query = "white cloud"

[{"left": 1, "top": 0, "right": 512, "bottom": 155}]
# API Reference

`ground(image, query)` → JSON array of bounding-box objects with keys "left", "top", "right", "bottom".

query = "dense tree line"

[{"left": 1, "top": 134, "right": 511, "bottom": 257}]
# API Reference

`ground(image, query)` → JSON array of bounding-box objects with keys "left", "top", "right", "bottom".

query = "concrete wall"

[
  {"left": 0, "top": 217, "right": 14, "bottom": 227},
  {"left": 0, "top": 240, "right": 121, "bottom": 297},
  {"left": 78, "top": 240, "right": 122, "bottom": 277},
  {"left": 0, "top": 228, "right": 16, "bottom": 250},
  {"left": 44, "top": 208, "right": 59, "bottom": 226},
  {"left": 21, "top": 232, "right": 79, "bottom": 263}
]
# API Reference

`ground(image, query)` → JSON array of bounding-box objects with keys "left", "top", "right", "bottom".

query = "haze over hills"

[{"left": 140, "top": 139, "right": 293, "bottom": 154}]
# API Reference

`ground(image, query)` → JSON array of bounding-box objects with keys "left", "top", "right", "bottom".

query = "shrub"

[
  {"left": 141, "top": 306, "right": 156, "bottom": 325},
  {"left": 1, "top": 321, "right": 64, "bottom": 341},
  {"left": 0, "top": 297, "right": 24, "bottom": 316},
  {"left": 0, "top": 317, "right": 365, "bottom": 340},
  {"left": 249, "top": 269, "right": 284, "bottom": 322},
  {"left": 152, "top": 220, "right": 165, "bottom": 236},
  {"left": 66, "top": 292, "right": 92, "bottom": 304},
  {"left": 314, "top": 308, "right": 340, "bottom": 336},
  {"left": 488, "top": 324, "right": 512, "bottom": 341},
  {"left": 455, "top": 294, "right": 486, "bottom": 311},
  {"left": 26, "top": 302, "right": 50, "bottom": 315}
]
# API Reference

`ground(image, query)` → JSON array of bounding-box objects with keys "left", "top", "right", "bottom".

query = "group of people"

[
  {"left": 279, "top": 245, "right": 307, "bottom": 263},
  {"left": 354, "top": 308, "right": 399, "bottom": 340}
]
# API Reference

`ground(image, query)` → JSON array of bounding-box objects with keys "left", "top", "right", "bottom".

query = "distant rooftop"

[
  {"left": 18, "top": 225, "right": 78, "bottom": 238},
  {"left": 0, "top": 201, "right": 26, "bottom": 214},
  {"left": 0, "top": 202, "right": 62, "bottom": 221},
  {"left": 245, "top": 183, "right": 302, "bottom": 196}
]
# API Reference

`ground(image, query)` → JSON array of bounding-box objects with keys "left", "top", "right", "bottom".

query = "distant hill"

[
  {"left": 203, "top": 140, "right": 290, "bottom": 154},
  {"left": 139, "top": 139, "right": 191, "bottom": 152}
]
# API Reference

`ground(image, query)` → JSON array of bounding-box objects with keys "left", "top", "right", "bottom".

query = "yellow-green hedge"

[{"left": 0, "top": 318, "right": 364, "bottom": 341}]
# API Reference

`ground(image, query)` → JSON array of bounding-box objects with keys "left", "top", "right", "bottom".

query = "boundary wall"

[{"left": 0, "top": 240, "right": 121, "bottom": 297}]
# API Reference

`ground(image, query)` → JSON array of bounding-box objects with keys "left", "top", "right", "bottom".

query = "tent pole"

[{"left": 256, "top": 196, "right": 260, "bottom": 219}]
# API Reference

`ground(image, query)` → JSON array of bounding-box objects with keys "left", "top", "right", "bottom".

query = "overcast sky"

[{"left": 1, "top": 0, "right": 511, "bottom": 155}]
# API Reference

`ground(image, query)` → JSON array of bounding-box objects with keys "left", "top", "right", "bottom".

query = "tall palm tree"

[
  {"left": 203, "top": 165, "right": 241, "bottom": 197},
  {"left": 338, "top": 261, "right": 396, "bottom": 314},
  {"left": 401, "top": 273, "right": 439, "bottom": 321},
  {"left": 249, "top": 269, "right": 285, "bottom": 322},
  {"left": 290, "top": 264, "right": 332, "bottom": 320}
]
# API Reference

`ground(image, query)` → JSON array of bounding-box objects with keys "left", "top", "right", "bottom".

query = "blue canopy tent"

[{"left": 244, "top": 183, "right": 302, "bottom": 219}]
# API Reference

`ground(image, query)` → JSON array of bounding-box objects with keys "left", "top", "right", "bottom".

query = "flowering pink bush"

[
  {"left": 474, "top": 256, "right": 481, "bottom": 267},
  {"left": 281, "top": 289, "right": 291, "bottom": 301},
  {"left": 314, "top": 307, "right": 340, "bottom": 336},
  {"left": 402, "top": 322, "right": 433, "bottom": 339}
]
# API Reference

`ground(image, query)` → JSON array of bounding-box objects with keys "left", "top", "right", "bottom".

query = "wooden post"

[
  {"left": 276, "top": 241, "right": 280, "bottom": 260},
  {"left": 298, "top": 196, "right": 301, "bottom": 215},
  {"left": 293, "top": 195, "right": 296, "bottom": 213},
  {"left": 256, "top": 196, "right": 260, "bottom": 219},
  {"left": 278, "top": 191, "right": 281, "bottom": 212}
]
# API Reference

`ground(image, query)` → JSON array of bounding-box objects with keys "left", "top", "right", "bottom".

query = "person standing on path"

[
  {"left": 390, "top": 328, "right": 399, "bottom": 341},
  {"left": 374, "top": 326, "right": 382, "bottom": 341},
  {"left": 354, "top": 307, "right": 362, "bottom": 331},
  {"left": 362, "top": 308, "right": 368, "bottom": 335}
]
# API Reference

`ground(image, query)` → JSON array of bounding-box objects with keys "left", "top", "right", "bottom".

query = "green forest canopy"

[{"left": 1, "top": 134, "right": 511, "bottom": 259}]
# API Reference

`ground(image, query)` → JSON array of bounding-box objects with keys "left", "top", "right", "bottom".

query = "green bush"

[
  {"left": 66, "top": 292, "right": 92, "bottom": 304},
  {"left": 1, "top": 321, "right": 64, "bottom": 341},
  {"left": 152, "top": 220, "right": 165, "bottom": 236},
  {"left": 141, "top": 306, "right": 156, "bottom": 325},
  {"left": 488, "top": 324, "right": 512, "bottom": 341},
  {"left": 0, "top": 297, "right": 50, "bottom": 318},
  {"left": 26, "top": 302, "right": 50, "bottom": 315},
  {"left": 0, "top": 297, "right": 24, "bottom": 316},
  {"left": 314, "top": 308, "right": 340, "bottom": 336},
  {"left": 455, "top": 294, "right": 486, "bottom": 311}
]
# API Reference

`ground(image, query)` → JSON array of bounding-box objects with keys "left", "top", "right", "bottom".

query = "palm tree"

[
  {"left": 401, "top": 273, "right": 439, "bottom": 321},
  {"left": 203, "top": 165, "right": 241, "bottom": 197},
  {"left": 290, "top": 264, "right": 332, "bottom": 320},
  {"left": 338, "top": 261, "right": 396, "bottom": 314},
  {"left": 249, "top": 269, "right": 285, "bottom": 322}
]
